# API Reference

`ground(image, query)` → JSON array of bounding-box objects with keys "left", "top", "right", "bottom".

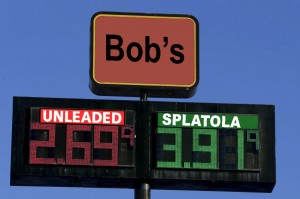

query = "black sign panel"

[
  {"left": 148, "top": 102, "right": 275, "bottom": 192},
  {"left": 11, "top": 97, "right": 139, "bottom": 188},
  {"left": 11, "top": 97, "right": 275, "bottom": 192}
]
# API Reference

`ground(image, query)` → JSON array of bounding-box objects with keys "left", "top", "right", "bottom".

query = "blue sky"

[{"left": 1, "top": 0, "right": 300, "bottom": 198}]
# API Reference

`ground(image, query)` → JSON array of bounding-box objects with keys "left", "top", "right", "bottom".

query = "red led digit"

[
  {"left": 121, "top": 126, "right": 135, "bottom": 147},
  {"left": 29, "top": 123, "right": 56, "bottom": 164},
  {"left": 93, "top": 126, "right": 118, "bottom": 166},
  {"left": 66, "top": 125, "right": 91, "bottom": 165}
]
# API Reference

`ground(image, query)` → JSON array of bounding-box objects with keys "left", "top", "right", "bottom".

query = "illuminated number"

[
  {"left": 93, "top": 125, "right": 118, "bottom": 166},
  {"left": 121, "top": 126, "right": 135, "bottom": 147},
  {"left": 29, "top": 123, "right": 56, "bottom": 164},
  {"left": 157, "top": 127, "right": 182, "bottom": 168},
  {"left": 192, "top": 129, "right": 217, "bottom": 169},
  {"left": 66, "top": 125, "right": 91, "bottom": 165},
  {"left": 245, "top": 130, "right": 260, "bottom": 170},
  {"left": 247, "top": 130, "right": 259, "bottom": 150},
  {"left": 237, "top": 130, "right": 245, "bottom": 170}
]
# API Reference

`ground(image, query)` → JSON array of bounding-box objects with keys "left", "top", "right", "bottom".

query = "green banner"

[{"left": 157, "top": 112, "right": 258, "bottom": 129}]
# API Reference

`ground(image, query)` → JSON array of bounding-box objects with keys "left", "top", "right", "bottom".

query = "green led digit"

[
  {"left": 192, "top": 129, "right": 217, "bottom": 169},
  {"left": 157, "top": 127, "right": 182, "bottom": 168},
  {"left": 237, "top": 130, "right": 244, "bottom": 170},
  {"left": 247, "top": 130, "right": 259, "bottom": 150}
]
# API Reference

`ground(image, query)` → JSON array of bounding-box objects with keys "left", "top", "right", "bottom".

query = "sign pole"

[
  {"left": 135, "top": 183, "right": 151, "bottom": 199},
  {"left": 134, "top": 92, "right": 151, "bottom": 199}
]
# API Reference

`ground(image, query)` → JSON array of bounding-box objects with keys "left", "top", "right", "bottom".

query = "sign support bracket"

[{"left": 140, "top": 91, "right": 148, "bottom": 101}]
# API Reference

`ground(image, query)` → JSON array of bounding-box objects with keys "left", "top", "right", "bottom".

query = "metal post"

[
  {"left": 134, "top": 92, "right": 151, "bottom": 199},
  {"left": 140, "top": 92, "right": 148, "bottom": 101},
  {"left": 134, "top": 183, "right": 151, "bottom": 199}
]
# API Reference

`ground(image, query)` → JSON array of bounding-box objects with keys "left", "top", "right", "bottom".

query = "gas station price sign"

[
  {"left": 29, "top": 108, "right": 135, "bottom": 167},
  {"left": 155, "top": 112, "right": 260, "bottom": 170},
  {"left": 11, "top": 97, "right": 138, "bottom": 188},
  {"left": 11, "top": 97, "right": 275, "bottom": 192},
  {"left": 149, "top": 101, "right": 275, "bottom": 193}
]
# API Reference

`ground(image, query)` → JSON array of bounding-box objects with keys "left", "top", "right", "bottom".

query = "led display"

[
  {"left": 29, "top": 108, "right": 134, "bottom": 167},
  {"left": 155, "top": 113, "right": 260, "bottom": 170}
]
